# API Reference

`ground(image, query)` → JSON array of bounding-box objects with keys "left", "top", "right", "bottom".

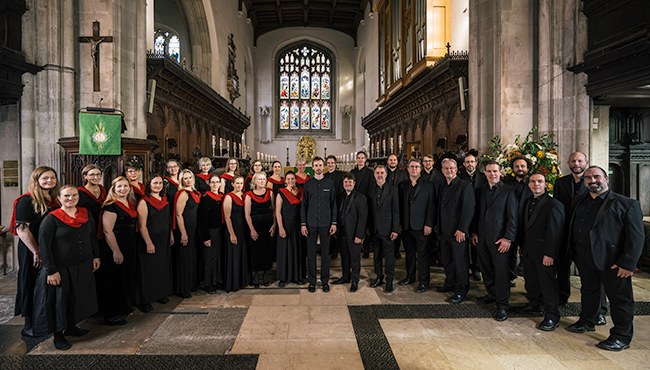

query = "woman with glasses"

[
  {"left": 77, "top": 164, "right": 106, "bottom": 228},
  {"left": 220, "top": 158, "right": 239, "bottom": 195},
  {"left": 164, "top": 159, "right": 182, "bottom": 205}
]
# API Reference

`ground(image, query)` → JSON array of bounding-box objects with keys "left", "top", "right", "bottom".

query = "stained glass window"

[
  {"left": 278, "top": 44, "right": 333, "bottom": 132},
  {"left": 168, "top": 35, "right": 180, "bottom": 62},
  {"left": 155, "top": 36, "right": 165, "bottom": 56}
]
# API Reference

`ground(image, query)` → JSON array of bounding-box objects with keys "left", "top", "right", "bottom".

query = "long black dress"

[
  {"left": 221, "top": 173, "right": 235, "bottom": 194},
  {"left": 267, "top": 177, "right": 285, "bottom": 195},
  {"left": 224, "top": 193, "right": 250, "bottom": 292},
  {"left": 276, "top": 188, "right": 304, "bottom": 283},
  {"left": 172, "top": 190, "right": 200, "bottom": 295},
  {"left": 136, "top": 196, "right": 173, "bottom": 305},
  {"left": 246, "top": 189, "right": 274, "bottom": 272},
  {"left": 33, "top": 208, "right": 99, "bottom": 335},
  {"left": 11, "top": 194, "right": 57, "bottom": 329},
  {"left": 100, "top": 201, "right": 137, "bottom": 322},
  {"left": 198, "top": 192, "right": 223, "bottom": 288},
  {"left": 195, "top": 174, "right": 211, "bottom": 194}
]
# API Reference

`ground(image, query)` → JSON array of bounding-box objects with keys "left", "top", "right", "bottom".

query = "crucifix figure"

[{"left": 79, "top": 21, "right": 113, "bottom": 91}]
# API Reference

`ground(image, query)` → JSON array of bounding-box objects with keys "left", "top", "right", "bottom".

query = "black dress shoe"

[
  {"left": 596, "top": 314, "right": 607, "bottom": 326},
  {"left": 476, "top": 295, "right": 496, "bottom": 304},
  {"left": 370, "top": 278, "right": 384, "bottom": 288},
  {"left": 64, "top": 326, "right": 90, "bottom": 337},
  {"left": 399, "top": 278, "right": 412, "bottom": 285},
  {"left": 395, "top": 252, "right": 402, "bottom": 260},
  {"left": 254, "top": 283, "right": 260, "bottom": 288},
  {"left": 263, "top": 282, "right": 269, "bottom": 287},
  {"left": 596, "top": 337, "right": 630, "bottom": 351},
  {"left": 449, "top": 294, "right": 465, "bottom": 304},
  {"left": 471, "top": 270, "right": 482, "bottom": 281},
  {"left": 140, "top": 303, "right": 154, "bottom": 313},
  {"left": 435, "top": 285, "right": 454, "bottom": 293},
  {"left": 516, "top": 305, "right": 542, "bottom": 314},
  {"left": 495, "top": 309, "right": 508, "bottom": 322},
  {"left": 350, "top": 282, "right": 358, "bottom": 292},
  {"left": 322, "top": 284, "right": 330, "bottom": 292},
  {"left": 362, "top": 251, "right": 370, "bottom": 259},
  {"left": 157, "top": 297, "right": 170, "bottom": 304},
  {"left": 178, "top": 292, "right": 192, "bottom": 299},
  {"left": 330, "top": 252, "right": 338, "bottom": 259},
  {"left": 279, "top": 281, "right": 286, "bottom": 288},
  {"left": 539, "top": 318, "right": 560, "bottom": 331},
  {"left": 308, "top": 284, "right": 316, "bottom": 293},
  {"left": 385, "top": 283, "right": 394, "bottom": 293},
  {"left": 331, "top": 278, "right": 349, "bottom": 285},
  {"left": 205, "top": 285, "right": 217, "bottom": 294},
  {"left": 567, "top": 321, "right": 595, "bottom": 333},
  {"left": 416, "top": 284, "right": 427, "bottom": 293},
  {"left": 105, "top": 317, "right": 128, "bottom": 326},
  {"left": 54, "top": 332, "right": 71, "bottom": 350}
]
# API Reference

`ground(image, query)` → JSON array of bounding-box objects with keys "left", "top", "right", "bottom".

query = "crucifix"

[{"left": 79, "top": 21, "right": 113, "bottom": 91}]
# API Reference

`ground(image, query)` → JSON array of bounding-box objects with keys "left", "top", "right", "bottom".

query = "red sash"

[
  {"left": 206, "top": 192, "right": 224, "bottom": 203},
  {"left": 227, "top": 193, "right": 244, "bottom": 206},
  {"left": 196, "top": 173, "right": 211, "bottom": 182},
  {"left": 245, "top": 189, "right": 272, "bottom": 203},
  {"left": 164, "top": 176, "right": 179, "bottom": 188},
  {"left": 132, "top": 182, "right": 146, "bottom": 197},
  {"left": 279, "top": 187, "right": 303, "bottom": 205},
  {"left": 50, "top": 207, "right": 89, "bottom": 228},
  {"left": 268, "top": 176, "right": 284, "bottom": 185},
  {"left": 77, "top": 185, "right": 107, "bottom": 204},
  {"left": 139, "top": 195, "right": 168, "bottom": 211},
  {"left": 221, "top": 173, "right": 234, "bottom": 181},
  {"left": 295, "top": 173, "right": 311, "bottom": 184}
]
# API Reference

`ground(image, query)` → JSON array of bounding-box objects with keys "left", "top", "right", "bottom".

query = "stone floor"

[{"left": 1, "top": 255, "right": 650, "bottom": 369}]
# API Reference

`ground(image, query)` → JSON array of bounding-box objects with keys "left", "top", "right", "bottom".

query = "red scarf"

[
  {"left": 227, "top": 193, "right": 244, "bottom": 206},
  {"left": 205, "top": 192, "right": 224, "bottom": 203},
  {"left": 112, "top": 199, "right": 138, "bottom": 218},
  {"left": 10, "top": 193, "right": 59, "bottom": 235},
  {"left": 245, "top": 189, "right": 272, "bottom": 203},
  {"left": 279, "top": 187, "right": 303, "bottom": 205},
  {"left": 139, "top": 195, "right": 168, "bottom": 211},
  {"left": 77, "top": 185, "right": 107, "bottom": 204},
  {"left": 268, "top": 176, "right": 284, "bottom": 185},
  {"left": 132, "top": 182, "right": 146, "bottom": 197},
  {"left": 296, "top": 173, "right": 311, "bottom": 184},
  {"left": 50, "top": 207, "right": 89, "bottom": 228},
  {"left": 164, "top": 176, "right": 179, "bottom": 188},
  {"left": 196, "top": 173, "right": 211, "bottom": 182},
  {"left": 221, "top": 173, "right": 234, "bottom": 181},
  {"left": 172, "top": 190, "right": 201, "bottom": 229}
]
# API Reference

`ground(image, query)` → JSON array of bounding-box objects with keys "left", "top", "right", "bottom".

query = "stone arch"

[{"left": 179, "top": 0, "right": 212, "bottom": 83}]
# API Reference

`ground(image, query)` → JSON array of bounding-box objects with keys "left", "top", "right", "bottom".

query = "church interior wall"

[
  {"left": 355, "top": 2, "right": 379, "bottom": 150},
  {"left": 0, "top": 104, "right": 21, "bottom": 269},
  {"left": 154, "top": 0, "right": 192, "bottom": 65}
]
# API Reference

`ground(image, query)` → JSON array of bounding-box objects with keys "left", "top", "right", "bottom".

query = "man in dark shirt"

[
  {"left": 350, "top": 151, "right": 374, "bottom": 258},
  {"left": 421, "top": 154, "right": 443, "bottom": 267},
  {"left": 386, "top": 154, "right": 407, "bottom": 260},
  {"left": 566, "top": 166, "right": 644, "bottom": 352},
  {"left": 325, "top": 155, "right": 345, "bottom": 259},
  {"left": 301, "top": 157, "right": 337, "bottom": 293},
  {"left": 458, "top": 152, "right": 487, "bottom": 281}
]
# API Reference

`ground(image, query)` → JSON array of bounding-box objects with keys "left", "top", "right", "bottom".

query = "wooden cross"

[{"left": 79, "top": 21, "right": 113, "bottom": 91}]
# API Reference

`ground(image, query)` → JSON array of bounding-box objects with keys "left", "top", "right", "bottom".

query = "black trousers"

[
  {"left": 307, "top": 226, "right": 331, "bottom": 285},
  {"left": 440, "top": 234, "right": 469, "bottom": 296},
  {"left": 574, "top": 245, "right": 634, "bottom": 343},
  {"left": 394, "top": 234, "right": 402, "bottom": 257},
  {"left": 339, "top": 232, "right": 361, "bottom": 283},
  {"left": 521, "top": 253, "right": 560, "bottom": 321},
  {"left": 373, "top": 234, "right": 395, "bottom": 284},
  {"left": 477, "top": 240, "right": 510, "bottom": 310},
  {"left": 556, "top": 247, "right": 572, "bottom": 303},
  {"left": 468, "top": 241, "right": 480, "bottom": 273},
  {"left": 508, "top": 243, "right": 519, "bottom": 281},
  {"left": 427, "top": 233, "right": 440, "bottom": 263},
  {"left": 402, "top": 229, "right": 430, "bottom": 286}
]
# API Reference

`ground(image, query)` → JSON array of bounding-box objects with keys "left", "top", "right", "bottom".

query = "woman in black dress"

[
  {"left": 11, "top": 166, "right": 60, "bottom": 337},
  {"left": 100, "top": 176, "right": 138, "bottom": 326},
  {"left": 34, "top": 185, "right": 100, "bottom": 350},
  {"left": 198, "top": 173, "right": 223, "bottom": 293},
  {"left": 245, "top": 172, "right": 275, "bottom": 288},
  {"left": 136, "top": 176, "right": 174, "bottom": 312},
  {"left": 295, "top": 158, "right": 311, "bottom": 188},
  {"left": 195, "top": 157, "right": 212, "bottom": 194},
  {"left": 125, "top": 160, "right": 145, "bottom": 201},
  {"left": 244, "top": 160, "right": 263, "bottom": 191},
  {"left": 266, "top": 161, "right": 284, "bottom": 195},
  {"left": 275, "top": 171, "right": 304, "bottom": 287},
  {"left": 163, "top": 159, "right": 181, "bottom": 206},
  {"left": 223, "top": 176, "right": 249, "bottom": 292},
  {"left": 77, "top": 164, "right": 106, "bottom": 226},
  {"left": 173, "top": 169, "right": 200, "bottom": 298},
  {"left": 220, "top": 157, "right": 239, "bottom": 195}
]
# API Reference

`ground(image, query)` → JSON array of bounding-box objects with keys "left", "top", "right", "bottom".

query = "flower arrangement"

[{"left": 481, "top": 126, "right": 561, "bottom": 193}]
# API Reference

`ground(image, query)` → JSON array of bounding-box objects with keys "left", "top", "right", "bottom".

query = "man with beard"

[
  {"left": 458, "top": 151, "right": 487, "bottom": 281},
  {"left": 566, "top": 167, "right": 643, "bottom": 351},
  {"left": 350, "top": 151, "right": 374, "bottom": 258},
  {"left": 502, "top": 156, "right": 533, "bottom": 287},
  {"left": 386, "top": 154, "right": 407, "bottom": 260},
  {"left": 325, "top": 155, "right": 345, "bottom": 259}
]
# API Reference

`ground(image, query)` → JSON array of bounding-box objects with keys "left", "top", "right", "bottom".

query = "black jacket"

[
  {"left": 368, "top": 182, "right": 400, "bottom": 236},
  {"left": 437, "top": 177, "right": 475, "bottom": 236},
  {"left": 338, "top": 189, "right": 368, "bottom": 240},
  {"left": 350, "top": 166, "right": 375, "bottom": 196},
  {"left": 503, "top": 177, "right": 533, "bottom": 245},
  {"left": 458, "top": 170, "right": 488, "bottom": 190},
  {"left": 300, "top": 177, "right": 338, "bottom": 228},
  {"left": 398, "top": 177, "right": 437, "bottom": 231},
  {"left": 324, "top": 169, "right": 345, "bottom": 196},
  {"left": 471, "top": 182, "right": 518, "bottom": 246},
  {"left": 422, "top": 168, "right": 444, "bottom": 188},
  {"left": 520, "top": 194, "right": 565, "bottom": 259},
  {"left": 554, "top": 174, "right": 587, "bottom": 212},
  {"left": 387, "top": 167, "right": 408, "bottom": 187}
]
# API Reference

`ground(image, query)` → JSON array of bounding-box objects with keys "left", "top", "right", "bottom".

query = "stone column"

[
  {"left": 340, "top": 105, "right": 353, "bottom": 143},
  {"left": 259, "top": 106, "right": 272, "bottom": 143}
]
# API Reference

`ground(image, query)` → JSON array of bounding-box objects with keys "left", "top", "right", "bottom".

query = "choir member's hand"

[
  {"left": 181, "top": 233, "right": 188, "bottom": 246},
  {"left": 47, "top": 272, "right": 61, "bottom": 286},
  {"left": 611, "top": 264, "right": 634, "bottom": 278},
  {"left": 269, "top": 224, "right": 276, "bottom": 237},
  {"left": 301, "top": 226, "right": 309, "bottom": 237},
  {"left": 454, "top": 230, "right": 466, "bottom": 243},
  {"left": 33, "top": 252, "right": 42, "bottom": 269},
  {"left": 542, "top": 255, "right": 554, "bottom": 266},
  {"left": 366, "top": 228, "right": 370, "bottom": 236},
  {"left": 423, "top": 226, "right": 432, "bottom": 236},
  {"left": 279, "top": 227, "right": 287, "bottom": 239},
  {"left": 170, "top": 233, "right": 174, "bottom": 245},
  {"left": 93, "top": 258, "right": 101, "bottom": 271},
  {"left": 146, "top": 242, "right": 155, "bottom": 254},
  {"left": 354, "top": 237, "right": 362, "bottom": 244},
  {"left": 204, "top": 240, "right": 212, "bottom": 247},
  {"left": 329, "top": 225, "right": 337, "bottom": 235},
  {"left": 113, "top": 250, "right": 124, "bottom": 264},
  {"left": 470, "top": 234, "right": 478, "bottom": 246},
  {"left": 230, "top": 235, "right": 238, "bottom": 245},
  {"left": 250, "top": 228, "right": 259, "bottom": 241},
  {"left": 390, "top": 232, "right": 398, "bottom": 241},
  {"left": 496, "top": 238, "right": 511, "bottom": 253}
]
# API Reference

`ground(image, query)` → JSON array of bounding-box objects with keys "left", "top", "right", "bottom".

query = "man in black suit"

[
  {"left": 422, "top": 154, "right": 443, "bottom": 267},
  {"left": 471, "top": 160, "right": 518, "bottom": 321},
  {"left": 435, "top": 158, "right": 475, "bottom": 304},
  {"left": 398, "top": 159, "right": 437, "bottom": 293},
  {"left": 325, "top": 155, "right": 345, "bottom": 259},
  {"left": 368, "top": 165, "right": 400, "bottom": 293},
  {"left": 517, "top": 173, "right": 565, "bottom": 331},
  {"left": 331, "top": 173, "right": 368, "bottom": 292},
  {"left": 386, "top": 154, "right": 407, "bottom": 260},
  {"left": 350, "top": 151, "right": 374, "bottom": 258},
  {"left": 566, "top": 166, "right": 644, "bottom": 351},
  {"left": 458, "top": 152, "right": 487, "bottom": 281}
]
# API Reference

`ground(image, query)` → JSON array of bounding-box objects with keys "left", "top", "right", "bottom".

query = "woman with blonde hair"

[
  {"left": 294, "top": 158, "right": 310, "bottom": 188},
  {"left": 220, "top": 158, "right": 239, "bottom": 195},
  {"left": 173, "top": 168, "right": 201, "bottom": 298},
  {"left": 245, "top": 171, "right": 275, "bottom": 287},
  {"left": 195, "top": 157, "right": 213, "bottom": 194},
  {"left": 10, "top": 166, "right": 60, "bottom": 337},
  {"left": 245, "top": 159, "right": 264, "bottom": 191},
  {"left": 223, "top": 176, "right": 249, "bottom": 292},
  {"left": 100, "top": 176, "right": 137, "bottom": 326}
]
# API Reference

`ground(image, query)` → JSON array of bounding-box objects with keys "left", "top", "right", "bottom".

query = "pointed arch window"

[
  {"left": 153, "top": 30, "right": 181, "bottom": 63},
  {"left": 278, "top": 44, "right": 334, "bottom": 134}
]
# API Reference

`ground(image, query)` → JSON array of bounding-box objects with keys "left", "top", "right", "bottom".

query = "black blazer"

[
  {"left": 387, "top": 167, "right": 408, "bottom": 187},
  {"left": 554, "top": 174, "right": 587, "bottom": 212},
  {"left": 520, "top": 194, "right": 565, "bottom": 259},
  {"left": 567, "top": 191, "right": 644, "bottom": 271},
  {"left": 338, "top": 189, "right": 368, "bottom": 240},
  {"left": 324, "top": 169, "right": 345, "bottom": 196},
  {"left": 471, "top": 182, "right": 518, "bottom": 246},
  {"left": 350, "top": 166, "right": 374, "bottom": 196},
  {"left": 437, "top": 177, "right": 475, "bottom": 236},
  {"left": 422, "top": 168, "right": 444, "bottom": 188},
  {"left": 398, "top": 178, "right": 436, "bottom": 231},
  {"left": 368, "top": 182, "right": 400, "bottom": 236},
  {"left": 458, "top": 170, "right": 488, "bottom": 190},
  {"left": 503, "top": 177, "right": 533, "bottom": 245}
]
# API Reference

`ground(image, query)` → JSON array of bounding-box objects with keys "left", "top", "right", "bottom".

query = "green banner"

[{"left": 79, "top": 113, "right": 121, "bottom": 155}]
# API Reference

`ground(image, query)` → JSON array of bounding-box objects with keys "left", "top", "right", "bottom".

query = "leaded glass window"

[
  {"left": 168, "top": 35, "right": 180, "bottom": 62},
  {"left": 278, "top": 44, "right": 333, "bottom": 133}
]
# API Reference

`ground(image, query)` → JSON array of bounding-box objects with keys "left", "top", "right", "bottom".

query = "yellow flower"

[
  {"left": 536, "top": 151, "right": 543, "bottom": 158},
  {"left": 548, "top": 183, "right": 554, "bottom": 191},
  {"left": 551, "top": 166, "right": 556, "bottom": 173}
]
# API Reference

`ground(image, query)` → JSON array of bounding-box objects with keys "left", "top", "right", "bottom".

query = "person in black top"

[
  {"left": 163, "top": 159, "right": 182, "bottom": 212},
  {"left": 275, "top": 172, "right": 304, "bottom": 287},
  {"left": 34, "top": 185, "right": 100, "bottom": 350},
  {"left": 77, "top": 164, "right": 106, "bottom": 227},
  {"left": 195, "top": 157, "right": 213, "bottom": 194},
  {"left": 421, "top": 154, "right": 443, "bottom": 267},
  {"left": 350, "top": 151, "right": 374, "bottom": 258},
  {"left": 223, "top": 176, "right": 250, "bottom": 292},
  {"left": 295, "top": 158, "right": 311, "bottom": 188},
  {"left": 173, "top": 169, "right": 201, "bottom": 298},
  {"left": 386, "top": 154, "right": 407, "bottom": 260},
  {"left": 325, "top": 155, "right": 344, "bottom": 259},
  {"left": 198, "top": 173, "right": 224, "bottom": 293},
  {"left": 11, "top": 166, "right": 60, "bottom": 337},
  {"left": 220, "top": 157, "right": 240, "bottom": 195},
  {"left": 245, "top": 172, "right": 276, "bottom": 288},
  {"left": 266, "top": 161, "right": 285, "bottom": 195},
  {"left": 245, "top": 160, "right": 264, "bottom": 192},
  {"left": 125, "top": 160, "right": 146, "bottom": 201},
  {"left": 301, "top": 157, "right": 337, "bottom": 293},
  {"left": 458, "top": 152, "right": 487, "bottom": 281}
]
